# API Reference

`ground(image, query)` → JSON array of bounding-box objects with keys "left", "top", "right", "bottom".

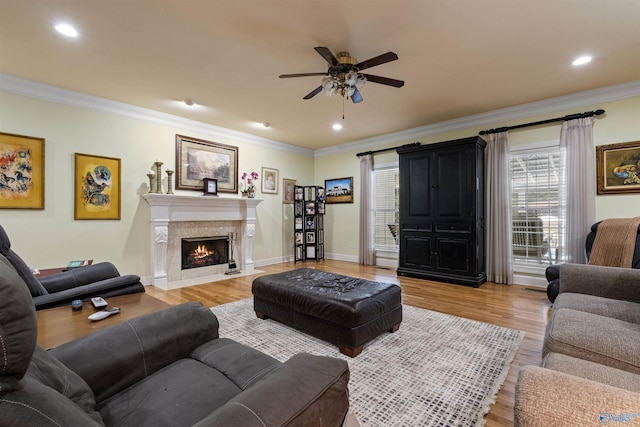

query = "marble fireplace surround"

[{"left": 142, "top": 194, "right": 262, "bottom": 290}]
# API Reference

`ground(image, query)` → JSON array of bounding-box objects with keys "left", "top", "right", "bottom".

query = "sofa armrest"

[
  {"left": 38, "top": 262, "right": 121, "bottom": 293},
  {"left": 50, "top": 302, "right": 219, "bottom": 402},
  {"left": 193, "top": 353, "right": 350, "bottom": 427},
  {"left": 515, "top": 366, "right": 640, "bottom": 427},
  {"left": 33, "top": 275, "right": 144, "bottom": 310},
  {"left": 558, "top": 263, "right": 640, "bottom": 303}
]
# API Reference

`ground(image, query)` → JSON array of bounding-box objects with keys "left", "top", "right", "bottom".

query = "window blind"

[
  {"left": 374, "top": 167, "right": 399, "bottom": 251},
  {"left": 510, "top": 146, "right": 565, "bottom": 266}
]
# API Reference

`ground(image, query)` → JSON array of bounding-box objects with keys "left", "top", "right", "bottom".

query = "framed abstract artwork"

[
  {"left": 596, "top": 140, "right": 640, "bottom": 195},
  {"left": 175, "top": 134, "right": 238, "bottom": 193},
  {"left": 324, "top": 176, "right": 354, "bottom": 204},
  {"left": 74, "top": 153, "right": 121, "bottom": 220},
  {"left": 0, "top": 132, "right": 45, "bottom": 209}
]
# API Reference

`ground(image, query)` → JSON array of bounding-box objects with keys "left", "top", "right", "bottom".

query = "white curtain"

[
  {"left": 486, "top": 132, "right": 513, "bottom": 284},
  {"left": 560, "top": 117, "right": 595, "bottom": 263},
  {"left": 359, "top": 154, "right": 375, "bottom": 265}
]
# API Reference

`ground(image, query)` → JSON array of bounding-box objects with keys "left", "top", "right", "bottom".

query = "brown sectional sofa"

[{"left": 515, "top": 264, "right": 640, "bottom": 426}]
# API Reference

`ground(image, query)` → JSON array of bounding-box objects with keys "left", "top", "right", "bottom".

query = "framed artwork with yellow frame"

[
  {"left": 0, "top": 132, "right": 45, "bottom": 209},
  {"left": 74, "top": 153, "right": 121, "bottom": 220}
]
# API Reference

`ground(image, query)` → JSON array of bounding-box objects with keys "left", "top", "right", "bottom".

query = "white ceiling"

[{"left": 1, "top": 1, "right": 639, "bottom": 150}]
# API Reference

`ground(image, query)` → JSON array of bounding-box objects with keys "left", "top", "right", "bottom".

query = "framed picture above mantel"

[
  {"left": 596, "top": 140, "right": 640, "bottom": 195},
  {"left": 175, "top": 134, "right": 238, "bottom": 193}
]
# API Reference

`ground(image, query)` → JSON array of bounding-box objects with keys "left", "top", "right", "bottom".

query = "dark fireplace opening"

[{"left": 181, "top": 236, "right": 229, "bottom": 270}]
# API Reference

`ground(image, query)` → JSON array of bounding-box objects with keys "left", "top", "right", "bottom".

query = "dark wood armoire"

[{"left": 396, "top": 136, "right": 486, "bottom": 287}]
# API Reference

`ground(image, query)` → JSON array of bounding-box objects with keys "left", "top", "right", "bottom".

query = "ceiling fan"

[{"left": 279, "top": 46, "right": 404, "bottom": 104}]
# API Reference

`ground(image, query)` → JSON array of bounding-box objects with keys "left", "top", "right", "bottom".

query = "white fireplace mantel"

[{"left": 142, "top": 194, "right": 262, "bottom": 289}]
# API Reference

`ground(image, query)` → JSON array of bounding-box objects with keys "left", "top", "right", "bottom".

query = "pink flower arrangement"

[{"left": 241, "top": 171, "right": 259, "bottom": 193}]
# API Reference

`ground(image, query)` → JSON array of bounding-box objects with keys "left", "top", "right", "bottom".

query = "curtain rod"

[
  {"left": 478, "top": 109, "right": 605, "bottom": 136},
  {"left": 356, "top": 142, "right": 421, "bottom": 157}
]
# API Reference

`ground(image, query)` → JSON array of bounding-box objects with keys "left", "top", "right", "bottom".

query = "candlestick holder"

[
  {"left": 146, "top": 172, "right": 155, "bottom": 193},
  {"left": 166, "top": 170, "right": 174, "bottom": 194},
  {"left": 154, "top": 161, "right": 163, "bottom": 194}
]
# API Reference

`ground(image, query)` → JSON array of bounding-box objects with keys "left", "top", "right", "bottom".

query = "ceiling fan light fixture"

[
  {"left": 279, "top": 47, "right": 402, "bottom": 105},
  {"left": 345, "top": 70, "right": 358, "bottom": 86}
]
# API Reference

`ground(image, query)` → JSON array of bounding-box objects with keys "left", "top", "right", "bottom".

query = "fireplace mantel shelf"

[
  {"left": 143, "top": 194, "right": 262, "bottom": 222},
  {"left": 142, "top": 194, "right": 263, "bottom": 289}
]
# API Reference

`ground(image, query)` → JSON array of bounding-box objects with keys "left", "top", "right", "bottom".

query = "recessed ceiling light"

[
  {"left": 55, "top": 24, "right": 78, "bottom": 37},
  {"left": 572, "top": 55, "right": 592, "bottom": 66},
  {"left": 332, "top": 123, "right": 343, "bottom": 131}
]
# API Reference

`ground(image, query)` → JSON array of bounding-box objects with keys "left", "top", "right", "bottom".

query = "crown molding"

[
  {"left": 0, "top": 73, "right": 314, "bottom": 157},
  {"left": 2, "top": 73, "right": 638, "bottom": 159},
  {"left": 314, "top": 80, "right": 640, "bottom": 157}
]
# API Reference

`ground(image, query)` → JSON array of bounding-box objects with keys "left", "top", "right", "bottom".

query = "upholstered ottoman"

[{"left": 252, "top": 268, "right": 402, "bottom": 357}]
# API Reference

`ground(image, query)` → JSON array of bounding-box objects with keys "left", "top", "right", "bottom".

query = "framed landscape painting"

[
  {"left": 0, "top": 132, "right": 45, "bottom": 209},
  {"left": 74, "top": 153, "right": 121, "bottom": 220},
  {"left": 175, "top": 134, "right": 238, "bottom": 193},
  {"left": 324, "top": 177, "right": 354, "bottom": 204},
  {"left": 596, "top": 140, "right": 640, "bottom": 195}
]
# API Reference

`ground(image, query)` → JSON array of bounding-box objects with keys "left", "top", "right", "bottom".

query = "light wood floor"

[{"left": 146, "top": 259, "right": 552, "bottom": 426}]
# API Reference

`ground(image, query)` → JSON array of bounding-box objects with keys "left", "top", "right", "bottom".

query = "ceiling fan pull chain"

[{"left": 342, "top": 96, "right": 345, "bottom": 120}]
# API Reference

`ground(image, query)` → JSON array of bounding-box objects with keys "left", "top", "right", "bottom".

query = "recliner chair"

[
  {"left": 545, "top": 220, "right": 640, "bottom": 302},
  {"left": 0, "top": 224, "right": 145, "bottom": 310},
  {"left": 0, "top": 251, "right": 351, "bottom": 426}
]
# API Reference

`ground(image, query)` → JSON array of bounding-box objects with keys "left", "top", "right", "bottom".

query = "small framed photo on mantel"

[{"left": 203, "top": 178, "right": 218, "bottom": 196}]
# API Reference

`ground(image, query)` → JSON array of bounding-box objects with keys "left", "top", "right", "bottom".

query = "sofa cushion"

[
  {"left": 190, "top": 337, "right": 279, "bottom": 390},
  {"left": 0, "top": 225, "right": 48, "bottom": 297},
  {"left": 0, "top": 254, "right": 38, "bottom": 392},
  {"left": 515, "top": 366, "right": 640, "bottom": 427},
  {"left": 541, "top": 352, "right": 640, "bottom": 393},
  {"left": 98, "top": 358, "right": 241, "bottom": 427},
  {"left": 25, "top": 346, "right": 102, "bottom": 423},
  {"left": 193, "top": 353, "right": 350, "bottom": 427},
  {"left": 543, "top": 308, "right": 640, "bottom": 374},
  {"left": 554, "top": 292, "right": 640, "bottom": 324}
]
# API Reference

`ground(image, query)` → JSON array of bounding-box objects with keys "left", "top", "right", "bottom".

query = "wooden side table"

[{"left": 36, "top": 293, "right": 170, "bottom": 349}]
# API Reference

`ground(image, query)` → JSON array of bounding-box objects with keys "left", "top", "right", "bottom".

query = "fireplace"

[
  {"left": 181, "top": 236, "right": 229, "bottom": 270},
  {"left": 142, "top": 194, "right": 262, "bottom": 289}
]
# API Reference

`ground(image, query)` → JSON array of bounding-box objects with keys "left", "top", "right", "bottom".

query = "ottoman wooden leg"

[
  {"left": 388, "top": 322, "right": 401, "bottom": 333},
  {"left": 338, "top": 345, "right": 363, "bottom": 358},
  {"left": 255, "top": 311, "right": 267, "bottom": 320}
]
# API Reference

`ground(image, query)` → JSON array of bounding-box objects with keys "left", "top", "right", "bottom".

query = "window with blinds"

[
  {"left": 374, "top": 166, "right": 399, "bottom": 252},
  {"left": 510, "top": 143, "right": 565, "bottom": 267}
]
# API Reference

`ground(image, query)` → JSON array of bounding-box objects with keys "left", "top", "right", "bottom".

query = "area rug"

[{"left": 211, "top": 299, "right": 524, "bottom": 427}]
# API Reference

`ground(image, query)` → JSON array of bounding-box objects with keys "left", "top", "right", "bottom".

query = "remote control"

[
  {"left": 88, "top": 307, "right": 120, "bottom": 321},
  {"left": 91, "top": 297, "right": 108, "bottom": 308}
]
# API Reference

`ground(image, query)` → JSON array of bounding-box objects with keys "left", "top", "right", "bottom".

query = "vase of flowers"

[{"left": 241, "top": 171, "right": 259, "bottom": 198}]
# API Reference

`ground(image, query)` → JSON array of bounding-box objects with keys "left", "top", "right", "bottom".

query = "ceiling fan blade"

[
  {"left": 314, "top": 46, "right": 338, "bottom": 66},
  {"left": 355, "top": 51, "right": 399, "bottom": 71},
  {"left": 303, "top": 85, "right": 323, "bottom": 100},
  {"left": 361, "top": 73, "right": 405, "bottom": 88},
  {"left": 351, "top": 87, "right": 363, "bottom": 104},
  {"left": 279, "top": 72, "right": 328, "bottom": 78}
]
